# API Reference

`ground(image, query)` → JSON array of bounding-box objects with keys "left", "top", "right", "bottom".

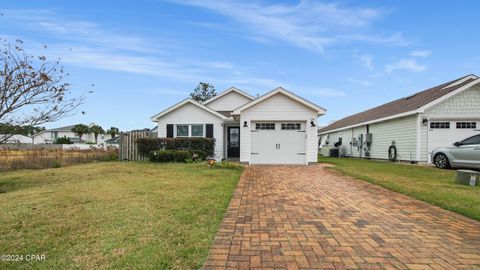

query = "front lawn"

[
  {"left": 0, "top": 162, "right": 242, "bottom": 269},
  {"left": 318, "top": 156, "right": 480, "bottom": 221}
]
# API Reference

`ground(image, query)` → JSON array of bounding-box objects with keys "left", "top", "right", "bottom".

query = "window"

[
  {"left": 191, "top": 124, "right": 204, "bottom": 137},
  {"left": 456, "top": 122, "right": 476, "bottom": 129},
  {"left": 281, "top": 123, "right": 301, "bottom": 130},
  {"left": 255, "top": 123, "right": 275, "bottom": 130},
  {"left": 461, "top": 135, "right": 480, "bottom": 145},
  {"left": 430, "top": 122, "right": 450, "bottom": 129},
  {"left": 176, "top": 125, "right": 189, "bottom": 137}
]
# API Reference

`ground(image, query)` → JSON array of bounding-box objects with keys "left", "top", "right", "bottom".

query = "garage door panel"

[{"left": 251, "top": 122, "right": 306, "bottom": 164}]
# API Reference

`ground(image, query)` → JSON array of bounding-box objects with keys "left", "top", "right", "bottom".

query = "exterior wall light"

[{"left": 243, "top": 121, "right": 248, "bottom": 127}]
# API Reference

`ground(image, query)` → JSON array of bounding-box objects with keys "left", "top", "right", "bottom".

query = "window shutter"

[
  {"left": 166, "top": 124, "right": 173, "bottom": 138},
  {"left": 206, "top": 124, "right": 214, "bottom": 138}
]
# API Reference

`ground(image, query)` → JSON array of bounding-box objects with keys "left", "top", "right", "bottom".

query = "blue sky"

[{"left": 1, "top": 1, "right": 479, "bottom": 130}]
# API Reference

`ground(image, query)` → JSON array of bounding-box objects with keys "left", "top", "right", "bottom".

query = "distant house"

[
  {"left": 0, "top": 134, "right": 33, "bottom": 144},
  {"left": 151, "top": 87, "right": 325, "bottom": 164},
  {"left": 32, "top": 124, "right": 108, "bottom": 145},
  {"left": 105, "top": 136, "right": 119, "bottom": 146},
  {"left": 319, "top": 74, "right": 480, "bottom": 163}
]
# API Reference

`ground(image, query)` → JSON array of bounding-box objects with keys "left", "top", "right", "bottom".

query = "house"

[
  {"left": 32, "top": 124, "right": 108, "bottom": 144},
  {"left": 151, "top": 87, "right": 326, "bottom": 164},
  {"left": 0, "top": 134, "right": 33, "bottom": 144},
  {"left": 318, "top": 74, "right": 480, "bottom": 163}
]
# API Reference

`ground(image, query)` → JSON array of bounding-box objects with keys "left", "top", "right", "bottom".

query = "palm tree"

[
  {"left": 89, "top": 124, "right": 105, "bottom": 144},
  {"left": 71, "top": 124, "right": 90, "bottom": 143},
  {"left": 106, "top": 127, "right": 120, "bottom": 139}
]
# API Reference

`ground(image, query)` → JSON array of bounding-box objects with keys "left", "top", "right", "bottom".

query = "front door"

[{"left": 227, "top": 127, "right": 240, "bottom": 158}]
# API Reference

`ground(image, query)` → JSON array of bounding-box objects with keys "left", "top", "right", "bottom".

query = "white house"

[
  {"left": 151, "top": 87, "right": 326, "bottom": 164},
  {"left": 32, "top": 124, "right": 109, "bottom": 145},
  {"left": 319, "top": 74, "right": 480, "bottom": 163}
]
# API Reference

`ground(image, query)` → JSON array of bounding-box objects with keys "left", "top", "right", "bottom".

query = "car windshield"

[{"left": 461, "top": 135, "right": 480, "bottom": 145}]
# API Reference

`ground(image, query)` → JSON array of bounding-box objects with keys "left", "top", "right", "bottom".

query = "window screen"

[
  {"left": 191, "top": 125, "right": 203, "bottom": 137},
  {"left": 176, "top": 125, "right": 189, "bottom": 136}
]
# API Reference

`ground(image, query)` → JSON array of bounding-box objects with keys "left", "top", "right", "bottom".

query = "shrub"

[
  {"left": 137, "top": 138, "right": 215, "bottom": 157},
  {"left": 191, "top": 150, "right": 207, "bottom": 161},
  {"left": 149, "top": 150, "right": 192, "bottom": 163},
  {"left": 54, "top": 136, "right": 73, "bottom": 144}
]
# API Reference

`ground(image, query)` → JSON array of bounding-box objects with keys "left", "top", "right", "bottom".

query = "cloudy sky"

[{"left": 1, "top": 1, "right": 479, "bottom": 130}]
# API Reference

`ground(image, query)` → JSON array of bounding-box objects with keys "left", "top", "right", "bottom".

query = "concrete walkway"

[{"left": 203, "top": 165, "right": 480, "bottom": 270}]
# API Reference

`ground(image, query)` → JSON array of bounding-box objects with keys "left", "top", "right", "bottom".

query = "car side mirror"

[{"left": 453, "top": 141, "right": 461, "bottom": 147}]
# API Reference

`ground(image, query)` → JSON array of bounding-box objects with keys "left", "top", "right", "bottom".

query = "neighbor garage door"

[
  {"left": 428, "top": 120, "right": 480, "bottom": 162},
  {"left": 251, "top": 122, "right": 306, "bottom": 164}
]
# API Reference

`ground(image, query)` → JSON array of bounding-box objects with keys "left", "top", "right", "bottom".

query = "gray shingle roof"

[{"left": 319, "top": 75, "right": 478, "bottom": 133}]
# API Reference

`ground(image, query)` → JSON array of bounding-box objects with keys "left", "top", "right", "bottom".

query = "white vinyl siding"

[
  {"left": 205, "top": 91, "right": 253, "bottom": 111},
  {"left": 368, "top": 116, "right": 418, "bottom": 161},
  {"left": 156, "top": 102, "right": 224, "bottom": 160},
  {"left": 240, "top": 93, "right": 318, "bottom": 164}
]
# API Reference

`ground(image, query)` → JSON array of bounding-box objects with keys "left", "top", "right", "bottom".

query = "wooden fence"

[{"left": 119, "top": 131, "right": 157, "bottom": 161}]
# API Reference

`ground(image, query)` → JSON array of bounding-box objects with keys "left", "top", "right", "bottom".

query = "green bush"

[
  {"left": 54, "top": 136, "right": 73, "bottom": 144},
  {"left": 191, "top": 150, "right": 207, "bottom": 161},
  {"left": 137, "top": 138, "right": 215, "bottom": 157},
  {"left": 149, "top": 150, "right": 192, "bottom": 163}
]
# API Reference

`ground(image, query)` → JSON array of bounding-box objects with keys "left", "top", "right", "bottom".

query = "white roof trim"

[
  {"left": 202, "top": 87, "right": 255, "bottom": 105},
  {"left": 150, "top": 98, "right": 228, "bottom": 121},
  {"left": 419, "top": 78, "right": 480, "bottom": 112},
  {"left": 441, "top": 74, "right": 478, "bottom": 89},
  {"left": 319, "top": 78, "right": 480, "bottom": 135},
  {"left": 232, "top": 87, "right": 326, "bottom": 115}
]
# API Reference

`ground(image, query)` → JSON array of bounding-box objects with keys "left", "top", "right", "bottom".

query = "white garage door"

[
  {"left": 428, "top": 120, "right": 480, "bottom": 162},
  {"left": 251, "top": 122, "right": 306, "bottom": 164}
]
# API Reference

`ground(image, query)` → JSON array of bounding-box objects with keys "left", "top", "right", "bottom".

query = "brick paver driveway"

[{"left": 203, "top": 165, "right": 480, "bottom": 270}]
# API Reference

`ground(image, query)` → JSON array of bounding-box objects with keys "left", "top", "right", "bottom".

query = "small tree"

[
  {"left": 106, "top": 127, "right": 119, "bottom": 139},
  {"left": 71, "top": 124, "right": 90, "bottom": 142},
  {"left": 0, "top": 38, "right": 88, "bottom": 143},
  {"left": 90, "top": 124, "right": 105, "bottom": 144},
  {"left": 190, "top": 82, "right": 216, "bottom": 102}
]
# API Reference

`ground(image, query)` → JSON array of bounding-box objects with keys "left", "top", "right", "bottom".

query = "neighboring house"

[
  {"left": 319, "top": 74, "right": 480, "bottom": 163},
  {"left": 32, "top": 124, "right": 108, "bottom": 144},
  {"left": 0, "top": 134, "right": 33, "bottom": 144},
  {"left": 105, "top": 136, "right": 119, "bottom": 146},
  {"left": 151, "top": 87, "right": 326, "bottom": 164}
]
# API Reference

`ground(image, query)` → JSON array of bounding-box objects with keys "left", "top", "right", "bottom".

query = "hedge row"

[
  {"left": 149, "top": 149, "right": 207, "bottom": 163},
  {"left": 137, "top": 137, "right": 215, "bottom": 157}
]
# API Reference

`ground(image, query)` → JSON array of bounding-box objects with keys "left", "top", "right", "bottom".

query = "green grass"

[
  {"left": 318, "top": 156, "right": 480, "bottom": 221},
  {"left": 0, "top": 162, "right": 242, "bottom": 270}
]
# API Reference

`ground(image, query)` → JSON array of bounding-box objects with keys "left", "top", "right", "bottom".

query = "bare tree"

[{"left": 0, "top": 38, "right": 87, "bottom": 143}]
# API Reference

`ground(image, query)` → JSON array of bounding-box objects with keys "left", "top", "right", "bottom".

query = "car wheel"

[{"left": 434, "top": 153, "right": 450, "bottom": 169}]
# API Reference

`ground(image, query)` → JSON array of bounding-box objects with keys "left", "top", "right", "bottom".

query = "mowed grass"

[
  {"left": 318, "top": 156, "right": 480, "bottom": 221},
  {"left": 0, "top": 162, "right": 242, "bottom": 269}
]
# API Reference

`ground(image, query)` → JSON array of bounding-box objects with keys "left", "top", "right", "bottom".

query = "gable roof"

[
  {"left": 203, "top": 87, "right": 255, "bottom": 105},
  {"left": 319, "top": 74, "right": 480, "bottom": 133},
  {"left": 232, "top": 87, "right": 326, "bottom": 115},
  {"left": 150, "top": 98, "right": 228, "bottom": 121}
]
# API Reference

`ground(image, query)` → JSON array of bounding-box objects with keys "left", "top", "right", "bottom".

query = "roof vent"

[{"left": 403, "top": 93, "right": 417, "bottom": 100}]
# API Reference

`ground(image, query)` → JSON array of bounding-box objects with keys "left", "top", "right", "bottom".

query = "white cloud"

[
  {"left": 174, "top": 0, "right": 403, "bottom": 53},
  {"left": 410, "top": 50, "right": 431, "bottom": 58},
  {"left": 358, "top": 54, "right": 374, "bottom": 69},
  {"left": 386, "top": 59, "right": 427, "bottom": 73},
  {"left": 348, "top": 78, "right": 371, "bottom": 86}
]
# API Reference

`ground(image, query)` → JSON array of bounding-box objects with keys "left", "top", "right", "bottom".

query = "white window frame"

[
  {"left": 429, "top": 122, "right": 450, "bottom": 129},
  {"left": 281, "top": 123, "right": 302, "bottom": 130},
  {"left": 456, "top": 122, "right": 477, "bottom": 129},
  {"left": 176, "top": 124, "right": 189, "bottom": 137},
  {"left": 255, "top": 123, "right": 275, "bottom": 130},
  {"left": 191, "top": 124, "right": 204, "bottom": 137},
  {"left": 175, "top": 124, "right": 205, "bottom": 137}
]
